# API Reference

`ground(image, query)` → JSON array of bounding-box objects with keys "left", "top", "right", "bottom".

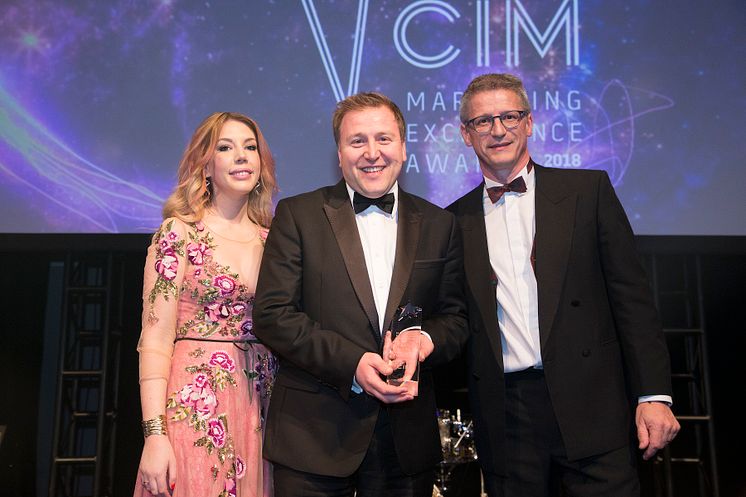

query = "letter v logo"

[{"left": 301, "top": 0, "right": 369, "bottom": 102}]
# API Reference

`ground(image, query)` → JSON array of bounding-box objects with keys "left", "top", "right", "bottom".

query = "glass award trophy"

[{"left": 385, "top": 303, "right": 422, "bottom": 396}]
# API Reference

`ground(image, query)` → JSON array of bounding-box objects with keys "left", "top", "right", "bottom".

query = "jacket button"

[
  {"left": 581, "top": 349, "right": 591, "bottom": 357},
  {"left": 571, "top": 300, "right": 580, "bottom": 307}
]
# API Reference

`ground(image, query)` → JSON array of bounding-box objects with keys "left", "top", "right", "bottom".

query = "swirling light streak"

[
  {"left": 567, "top": 80, "right": 675, "bottom": 183},
  {"left": 0, "top": 84, "right": 163, "bottom": 232}
]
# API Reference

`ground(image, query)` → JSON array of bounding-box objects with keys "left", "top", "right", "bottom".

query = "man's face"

[
  {"left": 460, "top": 89, "right": 533, "bottom": 182},
  {"left": 337, "top": 106, "right": 406, "bottom": 198}
]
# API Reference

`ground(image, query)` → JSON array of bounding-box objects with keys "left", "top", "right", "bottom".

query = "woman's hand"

[{"left": 138, "top": 435, "right": 177, "bottom": 496}]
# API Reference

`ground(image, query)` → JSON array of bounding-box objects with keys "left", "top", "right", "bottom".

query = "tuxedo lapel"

[
  {"left": 460, "top": 184, "right": 503, "bottom": 368},
  {"left": 534, "top": 165, "right": 576, "bottom": 348},
  {"left": 323, "top": 181, "right": 381, "bottom": 344},
  {"left": 383, "top": 190, "right": 421, "bottom": 332}
]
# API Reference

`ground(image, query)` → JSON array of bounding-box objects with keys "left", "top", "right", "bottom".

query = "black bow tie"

[
  {"left": 353, "top": 192, "right": 395, "bottom": 214},
  {"left": 486, "top": 176, "right": 527, "bottom": 203}
]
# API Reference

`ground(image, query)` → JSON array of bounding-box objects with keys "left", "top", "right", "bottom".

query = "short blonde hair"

[{"left": 332, "top": 92, "right": 406, "bottom": 145}]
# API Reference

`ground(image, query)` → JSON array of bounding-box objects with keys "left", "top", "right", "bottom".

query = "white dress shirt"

[
  {"left": 483, "top": 162, "right": 541, "bottom": 373},
  {"left": 346, "top": 182, "right": 398, "bottom": 333},
  {"left": 346, "top": 183, "right": 398, "bottom": 394}
]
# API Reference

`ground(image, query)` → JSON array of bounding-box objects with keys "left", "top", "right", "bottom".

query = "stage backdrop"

[{"left": 0, "top": 0, "right": 744, "bottom": 235}]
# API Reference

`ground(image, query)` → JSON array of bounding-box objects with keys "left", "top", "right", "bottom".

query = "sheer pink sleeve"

[{"left": 137, "top": 218, "right": 189, "bottom": 384}]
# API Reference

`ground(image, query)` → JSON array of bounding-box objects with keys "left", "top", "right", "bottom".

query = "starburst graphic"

[{"left": 15, "top": 26, "right": 51, "bottom": 61}]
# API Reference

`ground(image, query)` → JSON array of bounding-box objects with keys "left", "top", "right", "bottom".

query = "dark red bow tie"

[{"left": 486, "top": 176, "right": 527, "bottom": 203}]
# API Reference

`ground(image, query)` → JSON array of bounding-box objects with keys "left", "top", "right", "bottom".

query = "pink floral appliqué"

[
  {"left": 155, "top": 247, "right": 179, "bottom": 281},
  {"left": 187, "top": 241, "right": 211, "bottom": 265},
  {"left": 207, "top": 418, "right": 226, "bottom": 448},
  {"left": 223, "top": 477, "right": 237, "bottom": 497},
  {"left": 234, "top": 456, "right": 246, "bottom": 479},
  {"left": 209, "top": 351, "right": 236, "bottom": 373},
  {"left": 213, "top": 275, "right": 237, "bottom": 296},
  {"left": 230, "top": 302, "right": 247, "bottom": 316},
  {"left": 194, "top": 372, "right": 209, "bottom": 388},
  {"left": 178, "top": 373, "right": 218, "bottom": 420},
  {"left": 204, "top": 302, "right": 231, "bottom": 322},
  {"left": 258, "top": 227, "right": 269, "bottom": 243}
]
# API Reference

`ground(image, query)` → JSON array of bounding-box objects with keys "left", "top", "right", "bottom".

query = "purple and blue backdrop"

[{"left": 1, "top": 0, "right": 744, "bottom": 234}]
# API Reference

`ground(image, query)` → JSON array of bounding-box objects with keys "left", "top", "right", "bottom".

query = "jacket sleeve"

[
  {"left": 421, "top": 211, "right": 469, "bottom": 367},
  {"left": 596, "top": 172, "right": 672, "bottom": 398},
  {"left": 252, "top": 199, "right": 367, "bottom": 400}
]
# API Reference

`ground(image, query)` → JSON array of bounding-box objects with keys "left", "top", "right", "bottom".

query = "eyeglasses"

[{"left": 464, "top": 110, "right": 530, "bottom": 133}]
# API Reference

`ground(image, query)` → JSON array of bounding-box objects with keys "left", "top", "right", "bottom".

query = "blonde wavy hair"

[{"left": 162, "top": 112, "right": 277, "bottom": 228}]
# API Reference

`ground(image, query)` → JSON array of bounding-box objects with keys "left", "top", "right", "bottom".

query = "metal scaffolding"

[
  {"left": 48, "top": 253, "right": 124, "bottom": 497},
  {"left": 645, "top": 254, "right": 719, "bottom": 497}
]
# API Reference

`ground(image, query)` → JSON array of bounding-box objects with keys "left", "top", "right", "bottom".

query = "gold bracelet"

[{"left": 142, "top": 415, "right": 168, "bottom": 437}]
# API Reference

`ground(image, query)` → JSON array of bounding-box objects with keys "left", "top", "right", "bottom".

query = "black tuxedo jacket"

[
  {"left": 447, "top": 162, "right": 672, "bottom": 475},
  {"left": 253, "top": 180, "right": 468, "bottom": 477}
]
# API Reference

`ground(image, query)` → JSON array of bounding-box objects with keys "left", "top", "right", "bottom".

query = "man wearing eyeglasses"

[{"left": 447, "top": 73, "right": 680, "bottom": 496}]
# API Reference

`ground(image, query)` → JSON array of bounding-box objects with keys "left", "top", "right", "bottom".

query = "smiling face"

[
  {"left": 460, "top": 89, "right": 533, "bottom": 183},
  {"left": 206, "top": 119, "right": 261, "bottom": 199},
  {"left": 337, "top": 106, "right": 406, "bottom": 198}
]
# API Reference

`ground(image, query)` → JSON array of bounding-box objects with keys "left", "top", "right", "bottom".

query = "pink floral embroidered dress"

[{"left": 135, "top": 218, "right": 275, "bottom": 497}]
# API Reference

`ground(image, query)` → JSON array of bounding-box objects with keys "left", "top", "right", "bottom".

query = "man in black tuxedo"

[
  {"left": 253, "top": 92, "right": 468, "bottom": 496},
  {"left": 447, "top": 73, "right": 680, "bottom": 496}
]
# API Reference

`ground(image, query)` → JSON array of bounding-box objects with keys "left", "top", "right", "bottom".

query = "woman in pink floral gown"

[{"left": 134, "top": 112, "right": 277, "bottom": 497}]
